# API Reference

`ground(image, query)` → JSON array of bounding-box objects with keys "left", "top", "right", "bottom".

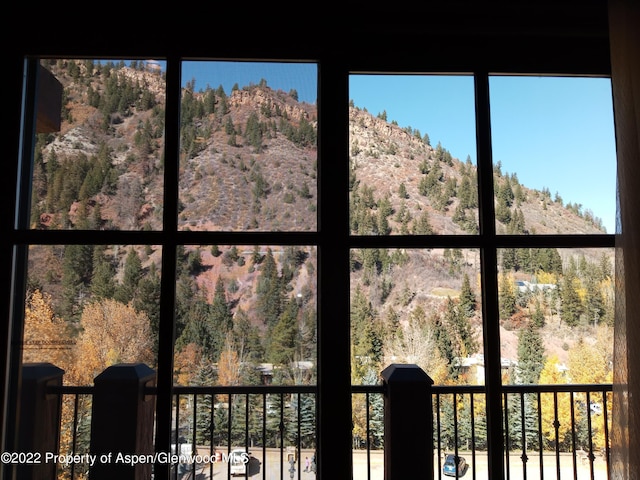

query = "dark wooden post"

[
  {"left": 381, "top": 363, "right": 434, "bottom": 480},
  {"left": 18, "top": 363, "right": 64, "bottom": 480},
  {"left": 89, "top": 363, "right": 156, "bottom": 480}
]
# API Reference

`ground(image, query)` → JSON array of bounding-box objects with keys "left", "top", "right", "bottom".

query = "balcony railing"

[
  {"left": 19, "top": 363, "right": 612, "bottom": 480},
  {"left": 352, "top": 383, "right": 612, "bottom": 480}
]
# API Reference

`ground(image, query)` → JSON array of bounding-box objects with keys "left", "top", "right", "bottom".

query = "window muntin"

[
  {"left": 178, "top": 61, "right": 318, "bottom": 232},
  {"left": 489, "top": 76, "right": 616, "bottom": 235},
  {"left": 173, "top": 245, "right": 317, "bottom": 386},
  {"left": 348, "top": 74, "right": 478, "bottom": 235},
  {"left": 28, "top": 59, "right": 166, "bottom": 231}
]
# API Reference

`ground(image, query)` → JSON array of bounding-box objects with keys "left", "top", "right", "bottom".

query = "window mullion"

[
  {"left": 154, "top": 54, "right": 181, "bottom": 479},
  {"left": 474, "top": 71, "right": 505, "bottom": 480},
  {"left": 316, "top": 58, "right": 352, "bottom": 479},
  {"left": 3, "top": 58, "right": 41, "bottom": 469}
]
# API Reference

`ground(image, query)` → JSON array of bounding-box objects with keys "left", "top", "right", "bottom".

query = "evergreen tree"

[
  {"left": 267, "top": 297, "right": 299, "bottom": 365},
  {"left": 177, "top": 295, "right": 218, "bottom": 361},
  {"left": 203, "top": 87, "right": 216, "bottom": 115},
  {"left": 194, "top": 361, "right": 216, "bottom": 445},
  {"left": 442, "top": 297, "right": 476, "bottom": 365},
  {"left": 133, "top": 262, "right": 162, "bottom": 361},
  {"left": 210, "top": 278, "right": 234, "bottom": 356},
  {"left": 244, "top": 111, "right": 263, "bottom": 152},
  {"left": 458, "top": 175, "right": 474, "bottom": 209},
  {"left": 432, "top": 313, "right": 455, "bottom": 376},
  {"left": 414, "top": 211, "right": 434, "bottom": 235},
  {"left": 499, "top": 272, "right": 517, "bottom": 320},
  {"left": 90, "top": 249, "right": 116, "bottom": 300},
  {"left": 502, "top": 248, "right": 518, "bottom": 271},
  {"left": 398, "top": 182, "right": 408, "bottom": 199},
  {"left": 584, "top": 273, "right": 605, "bottom": 326},
  {"left": 517, "top": 323, "right": 546, "bottom": 384},
  {"left": 350, "top": 286, "right": 382, "bottom": 380},
  {"left": 296, "top": 393, "right": 316, "bottom": 448},
  {"left": 459, "top": 273, "right": 476, "bottom": 318},
  {"left": 505, "top": 392, "right": 540, "bottom": 451},
  {"left": 531, "top": 298, "right": 546, "bottom": 328},
  {"left": 362, "top": 369, "right": 384, "bottom": 448},
  {"left": 560, "top": 261, "right": 583, "bottom": 327},
  {"left": 114, "top": 248, "right": 143, "bottom": 304},
  {"left": 61, "top": 243, "right": 94, "bottom": 320},
  {"left": 256, "top": 248, "right": 283, "bottom": 327},
  {"left": 232, "top": 307, "right": 265, "bottom": 366},
  {"left": 250, "top": 245, "right": 263, "bottom": 267}
]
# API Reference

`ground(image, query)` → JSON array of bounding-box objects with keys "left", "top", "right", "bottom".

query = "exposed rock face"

[{"left": 230, "top": 87, "right": 314, "bottom": 124}]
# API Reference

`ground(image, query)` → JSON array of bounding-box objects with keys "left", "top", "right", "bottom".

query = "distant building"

[
  {"left": 515, "top": 280, "right": 557, "bottom": 293},
  {"left": 454, "top": 354, "right": 517, "bottom": 385}
]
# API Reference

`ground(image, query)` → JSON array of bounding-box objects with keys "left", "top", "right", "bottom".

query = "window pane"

[
  {"left": 178, "top": 61, "right": 318, "bottom": 232},
  {"left": 497, "top": 247, "right": 614, "bottom": 470},
  {"left": 29, "top": 59, "right": 166, "bottom": 231},
  {"left": 22, "top": 244, "right": 162, "bottom": 385},
  {"left": 349, "top": 75, "right": 478, "bottom": 235},
  {"left": 173, "top": 245, "right": 317, "bottom": 386},
  {"left": 350, "top": 248, "right": 483, "bottom": 385},
  {"left": 497, "top": 247, "right": 614, "bottom": 385},
  {"left": 490, "top": 76, "right": 616, "bottom": 235}
]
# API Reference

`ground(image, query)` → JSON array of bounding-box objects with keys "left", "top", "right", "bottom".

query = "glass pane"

[
  {"left": 173, "top": 245, "right": 317, "bottom": 386},
  {"left": 497, "top": 247, "right": 613, "bottom": 475},
  {"left": 349, "top": 75, "right": 478, "bottom": 235},
  {"left": 497, "top": 247, "right": 614, "bottom": 385},
  {"left": 178, "top": 61, "right": 318, "bottom": 232},
  {"left": 22, "top": 244, "right": 162, "bottom": 385},
  {"left": 490, "top": 76, "right": 616, "bottom": 235},
  {"left": 29, "top": 59, "right": 166, "bottom": 230},
  {"left": 350, "top": 248, "right": 483, "bottom": 385}
]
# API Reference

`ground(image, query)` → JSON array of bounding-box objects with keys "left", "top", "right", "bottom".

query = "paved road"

[
  {"left": 176, "top": 448, "right": 607, "bottom": 480},
  {"left": 352, "top": 450, "right": 608, "bottom": 480},
  {"left": 176, "top": 447, "right": 318, "bottom": 480}
]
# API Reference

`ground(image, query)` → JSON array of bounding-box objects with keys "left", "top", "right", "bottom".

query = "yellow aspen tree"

[
  {"left": 23, "top": 289, "right": 84, "bottom": 476},
  {"left": 174, "top": 343, "right": 203, "bottom": 386},
  {"left": 217, "top": 334, "right": 240, "bottom": 386},
  {"left": 69, "top": 298, "right": 154, "bottom": 386},
  {"left": 568, "top": 338, "right": 610, "bottom": 450},
  {"left": 539, "top": 355, "right": 573, "bottom": 446},
  {"left": 23, "top": 289, "right": 73, "bottom": 369},
  {"left": 568, "top": 338, "right": 607, "bottom": 385}
]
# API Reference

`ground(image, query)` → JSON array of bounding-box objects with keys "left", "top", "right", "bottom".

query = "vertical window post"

[{"left": 474, "top": 71, "right": 505, "bottom": 479}]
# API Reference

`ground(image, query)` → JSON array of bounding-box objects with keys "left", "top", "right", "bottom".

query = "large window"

[
  {"left": 348, "top": 72, "right": 615, "bottom": 383},
  {"left": 347, "top": 72, "right": 616, "bottom": 479},
  {"left": 10, "top": 58, "right": 320, "bottom": 479},
  {"left": 7, "top": 54, "right": 616, "bottom": 480}
]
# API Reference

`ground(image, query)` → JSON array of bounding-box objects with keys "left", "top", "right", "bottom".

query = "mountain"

[
  {"left": 348, "top": 105, "right": 607, "bottom": 236},
  {"left": 36, "top": 60, "right": 606, "bottom": 237},
  {"left": 29, "top": 60, "right": 613, "bottom": 383}
]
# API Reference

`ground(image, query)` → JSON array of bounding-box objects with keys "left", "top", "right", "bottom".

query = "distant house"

[
  {"left": 515, "top": 280, "right": 557, "bottom": 293},
  {"left": 454, "top": 354, "right": 517, "bottom": 385}
]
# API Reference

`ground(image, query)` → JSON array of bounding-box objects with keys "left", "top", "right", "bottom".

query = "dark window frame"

[{"left": 5, "top": 41, "right": 616, "bottom": 479}]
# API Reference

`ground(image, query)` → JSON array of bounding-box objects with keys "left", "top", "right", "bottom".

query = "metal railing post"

[
  {"left": 381, "top": 363, "right": 434, "bottom": 480},
  {"left": 89, "top": 363, "right": 156, "bottom": 480},
  {"left": 18, "top": 363, "right": 64, "bottom": 480}
]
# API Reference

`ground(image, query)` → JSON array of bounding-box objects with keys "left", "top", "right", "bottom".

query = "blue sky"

[
  {"left": 180, "top": 60, "right": 318, "bottom": 104},
  {"left": 349, "top": 74, "right": 617, "bottom": 234}
]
